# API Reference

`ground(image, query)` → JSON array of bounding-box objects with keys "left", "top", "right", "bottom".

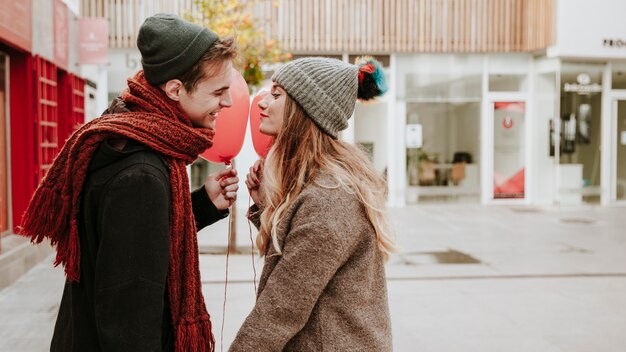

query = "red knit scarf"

[{"left": 19, "top": 71, "right": 216, "bottom": 352}]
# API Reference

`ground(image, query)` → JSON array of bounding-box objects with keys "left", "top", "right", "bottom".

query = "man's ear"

[{"left": 162, "top": 79, "right": 184, "bottom": 101}]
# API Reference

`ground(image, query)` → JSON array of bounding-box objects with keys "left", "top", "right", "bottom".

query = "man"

[{"left": 19, "top": 14, "right": 238, "bottom": 351}]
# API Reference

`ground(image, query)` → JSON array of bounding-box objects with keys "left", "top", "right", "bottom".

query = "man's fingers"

[
  {"left": 212, "top": 167, "right": 234, "bottom": 181},
  {"left": 220, "top": 177, "right": 239, "bottom": 187},
  {"left": 222, "top": 184, "right": 239, "bottom": 193}
]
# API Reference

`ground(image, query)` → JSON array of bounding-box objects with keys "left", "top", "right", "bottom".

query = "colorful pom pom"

[{"left": 355, "top": 56, "right": 388, "bottom": 101}]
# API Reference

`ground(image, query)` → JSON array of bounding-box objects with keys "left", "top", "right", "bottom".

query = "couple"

[{"left": 20, "top": 14, "right": 395, "bottom": 352}]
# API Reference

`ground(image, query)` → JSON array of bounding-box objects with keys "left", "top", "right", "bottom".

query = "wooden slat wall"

[
  {"left": 80, "top": 0, "right": 201, "bottom": 48},
  {"left": 81, "top": 0, "right": 554, "bottom": 53}
]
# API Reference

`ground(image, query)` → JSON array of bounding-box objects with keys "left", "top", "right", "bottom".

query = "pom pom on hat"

[{"left": 355, "top": 56, "right": 388, "bottom": 101}]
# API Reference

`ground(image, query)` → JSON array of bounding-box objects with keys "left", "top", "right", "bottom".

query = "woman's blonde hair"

[{"left": 257, "top": 95, "right": 396, "bottom": 260}]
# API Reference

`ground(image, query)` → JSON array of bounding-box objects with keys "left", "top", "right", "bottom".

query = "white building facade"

[{"left": 87, "top": 0, "right": 626, "bottom": 208}]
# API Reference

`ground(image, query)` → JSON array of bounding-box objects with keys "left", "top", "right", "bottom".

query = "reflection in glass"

[
  {"left": 559, "top": 62, "right": 603, "bottom": 203},
  {"left": 405, "top": 102, "right": 481, "bottom": 202},
  {"left": 617, "top": 101, "right": 626, "bottom": 201}
]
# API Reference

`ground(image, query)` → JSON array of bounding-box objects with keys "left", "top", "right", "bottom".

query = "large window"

[{"left": 398, "top": 55, "right": 483, "bottom": 202}]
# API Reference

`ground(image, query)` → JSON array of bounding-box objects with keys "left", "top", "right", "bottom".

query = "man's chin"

[{"left": 192, "top": 120, "right": 215, "bottom": 129}]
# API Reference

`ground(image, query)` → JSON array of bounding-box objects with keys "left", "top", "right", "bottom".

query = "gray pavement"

[{"left": 1, "top": 204, "right": 626, "bottom": 351}]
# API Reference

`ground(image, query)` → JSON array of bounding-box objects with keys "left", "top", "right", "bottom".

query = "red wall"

[{"left": 8, "top": 49, "right": 36, "bottom": 232}]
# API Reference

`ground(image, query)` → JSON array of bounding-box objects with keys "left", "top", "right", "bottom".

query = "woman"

[{"left": 230, "top": 57, "right": 395, "bottom": 351}]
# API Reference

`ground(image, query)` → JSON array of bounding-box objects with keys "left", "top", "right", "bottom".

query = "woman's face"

[{"left": 258, "top": 83, "right": 286, "bottom": 136}]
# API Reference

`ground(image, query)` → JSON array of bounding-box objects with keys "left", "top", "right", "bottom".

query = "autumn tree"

[{"left": 185, "top": 0, "right": 290, "bottom": 88}]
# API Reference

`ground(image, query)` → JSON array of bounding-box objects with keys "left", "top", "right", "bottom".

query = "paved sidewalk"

[{"left": 1, "top": 204, "right": 626, "bottom": 351}]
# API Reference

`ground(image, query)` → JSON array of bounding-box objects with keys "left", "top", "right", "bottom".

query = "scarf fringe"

[
  {"left": 176, "top": 319, "right": 215, "bottom": 352},
  {"left": 18, "top": 186, "right": 80, "bottom": 281}
]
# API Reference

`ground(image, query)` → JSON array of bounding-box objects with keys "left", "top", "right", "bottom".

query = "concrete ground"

[{"left": 1, "top": 204, "right": 625, "bottom": 351}]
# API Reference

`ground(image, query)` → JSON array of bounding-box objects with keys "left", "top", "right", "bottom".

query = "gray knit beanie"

[
  {"left": 137, "top": 13, "right": 218, "bottom": 85},
  {"left": 272, "top": 58, "right": 359, "bottom": 139}
]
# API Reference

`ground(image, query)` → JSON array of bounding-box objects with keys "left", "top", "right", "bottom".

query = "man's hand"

[
  {"left": 245, "top": 160, "right": 263, "bottom": 206},
  {"left": 205, "top": 168, "right": 239, "bottom": 210}
]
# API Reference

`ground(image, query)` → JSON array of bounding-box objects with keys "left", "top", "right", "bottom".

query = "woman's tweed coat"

[{"left": 229, "top": 176, "right": 392, "bottom": 351}]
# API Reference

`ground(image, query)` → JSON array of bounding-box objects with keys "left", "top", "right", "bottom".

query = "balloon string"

[
  {"left": 248, "top": 195, "right": 258, "bottom": 294},
  {"left": 221, "top": 208, "right": 232, "bottom": 352}
]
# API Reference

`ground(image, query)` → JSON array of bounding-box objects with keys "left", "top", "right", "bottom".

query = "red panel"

[
  {"left": 58, "top": 71, "right": 85, "bottom": 144},
  {"left": 0, "top": 56, "right": 7, "bottom": 236},
  {"left": 70, "top": 76, "right": 85, "bottom": 131},
  {"left": 35, "top": 56, "right": 59, "bottom": 181},
  {"left": 9, "top": 52, "right": 36, "bottom": 232}
]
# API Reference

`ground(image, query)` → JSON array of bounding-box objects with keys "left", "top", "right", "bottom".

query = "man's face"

[{"left": 178, "top": 60, "right": 233, "bottom": 129}]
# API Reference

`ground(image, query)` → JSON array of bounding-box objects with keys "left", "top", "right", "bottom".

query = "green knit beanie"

[{"left": 137, "top": 13, "right": 218, "bottom": 85}]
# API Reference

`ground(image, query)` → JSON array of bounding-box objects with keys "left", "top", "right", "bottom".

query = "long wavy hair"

[{"left": 257, "top": 95, "right": 396, "bottom": 260}]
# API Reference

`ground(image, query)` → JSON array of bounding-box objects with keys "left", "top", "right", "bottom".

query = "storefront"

[
  {"left": 389, "top": 54, "right": 534, "bottom": 205},
  {"left": 387, "top": 55, "right": 626, "bottom": 206},
  {"left": 377, "top": 0, "right": 626, "bottom": 207},
  {"left": 0, "top": 0, "right": 87, "bottom": 244},
  {"left": 545, "top": 0, "right": 626, "bottom": 206}
]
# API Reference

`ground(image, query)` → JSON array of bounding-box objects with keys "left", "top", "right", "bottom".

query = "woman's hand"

[{"left": 246, "top": 160, "right": 263, "bottom": 205}]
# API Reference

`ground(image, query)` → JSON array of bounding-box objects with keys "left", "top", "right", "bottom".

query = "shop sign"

[
  {"left": 0, "top": 0, "right": 32, "bottom": 51},
  {"left": 54, "top": 0, "right": 69, "bottom": 69},
  {"left": 603, "top": 39, "right": 626, "bottom": 49},
  {"left": 563, "top": 73, "right": 602, "bottom": 95},
  {"left": 502, "top": 116, "right": 514, "bottom": 129},
  {"left": 554, "top": 0, "right": 626, "bottom": 59},
  {"left": 78, "top": 18, "right": 108, "bottom": 65},
  {"left": 405, "top": 124, "right": 423, "bottom": 148}
]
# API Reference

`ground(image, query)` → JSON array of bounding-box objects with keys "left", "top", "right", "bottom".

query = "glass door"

[
  {"left": 613, "top": 99, "right": 626, "bottom": 202},
  {"left": 492, "top": 102, "right": 526, "bottom": 200}
]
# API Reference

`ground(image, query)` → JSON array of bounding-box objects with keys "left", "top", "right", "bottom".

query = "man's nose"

[{"left": 221, "top": 90, "right": 233, "bottom": 107}]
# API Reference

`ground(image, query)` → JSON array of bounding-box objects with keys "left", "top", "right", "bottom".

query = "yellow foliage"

[{"left": 185, "top": 0, "right": 291, "bottom": 87}]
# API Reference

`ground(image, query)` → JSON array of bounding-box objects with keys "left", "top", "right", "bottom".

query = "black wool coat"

[{"left": 50, "top": 99, "right": 227, "bottom": 352}]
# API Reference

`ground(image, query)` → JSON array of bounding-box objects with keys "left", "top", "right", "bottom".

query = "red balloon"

[
  {"left": 200, "top": 68, "right": 250, "bottom": 165},
  {"left": 249, "top": 90, "right": 274, "bottom": 158}
]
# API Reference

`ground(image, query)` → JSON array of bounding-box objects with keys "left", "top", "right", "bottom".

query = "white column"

[
  {"left": 96, "top": 65, "right": 109, "bottom": 119},
  {"left": 525, "top": 56, "right": 535, "bottom": 205},
  {"left": 387, "top": 54, "right": 405, "bottom": 207},
  {"left": 480, "top": 57, "right": 490, "bottom": 204},
  {"left": 341, "top": 53, "right": 356, "bottom": 144}
]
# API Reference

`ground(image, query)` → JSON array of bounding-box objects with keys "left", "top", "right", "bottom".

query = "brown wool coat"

[{"left": 229, "top": 176, "right": 392, "bottom": 352}]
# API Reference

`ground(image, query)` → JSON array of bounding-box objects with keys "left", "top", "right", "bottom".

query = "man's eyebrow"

[{"left": 214, "top": 85, "right": 230, "bottom": 92}]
